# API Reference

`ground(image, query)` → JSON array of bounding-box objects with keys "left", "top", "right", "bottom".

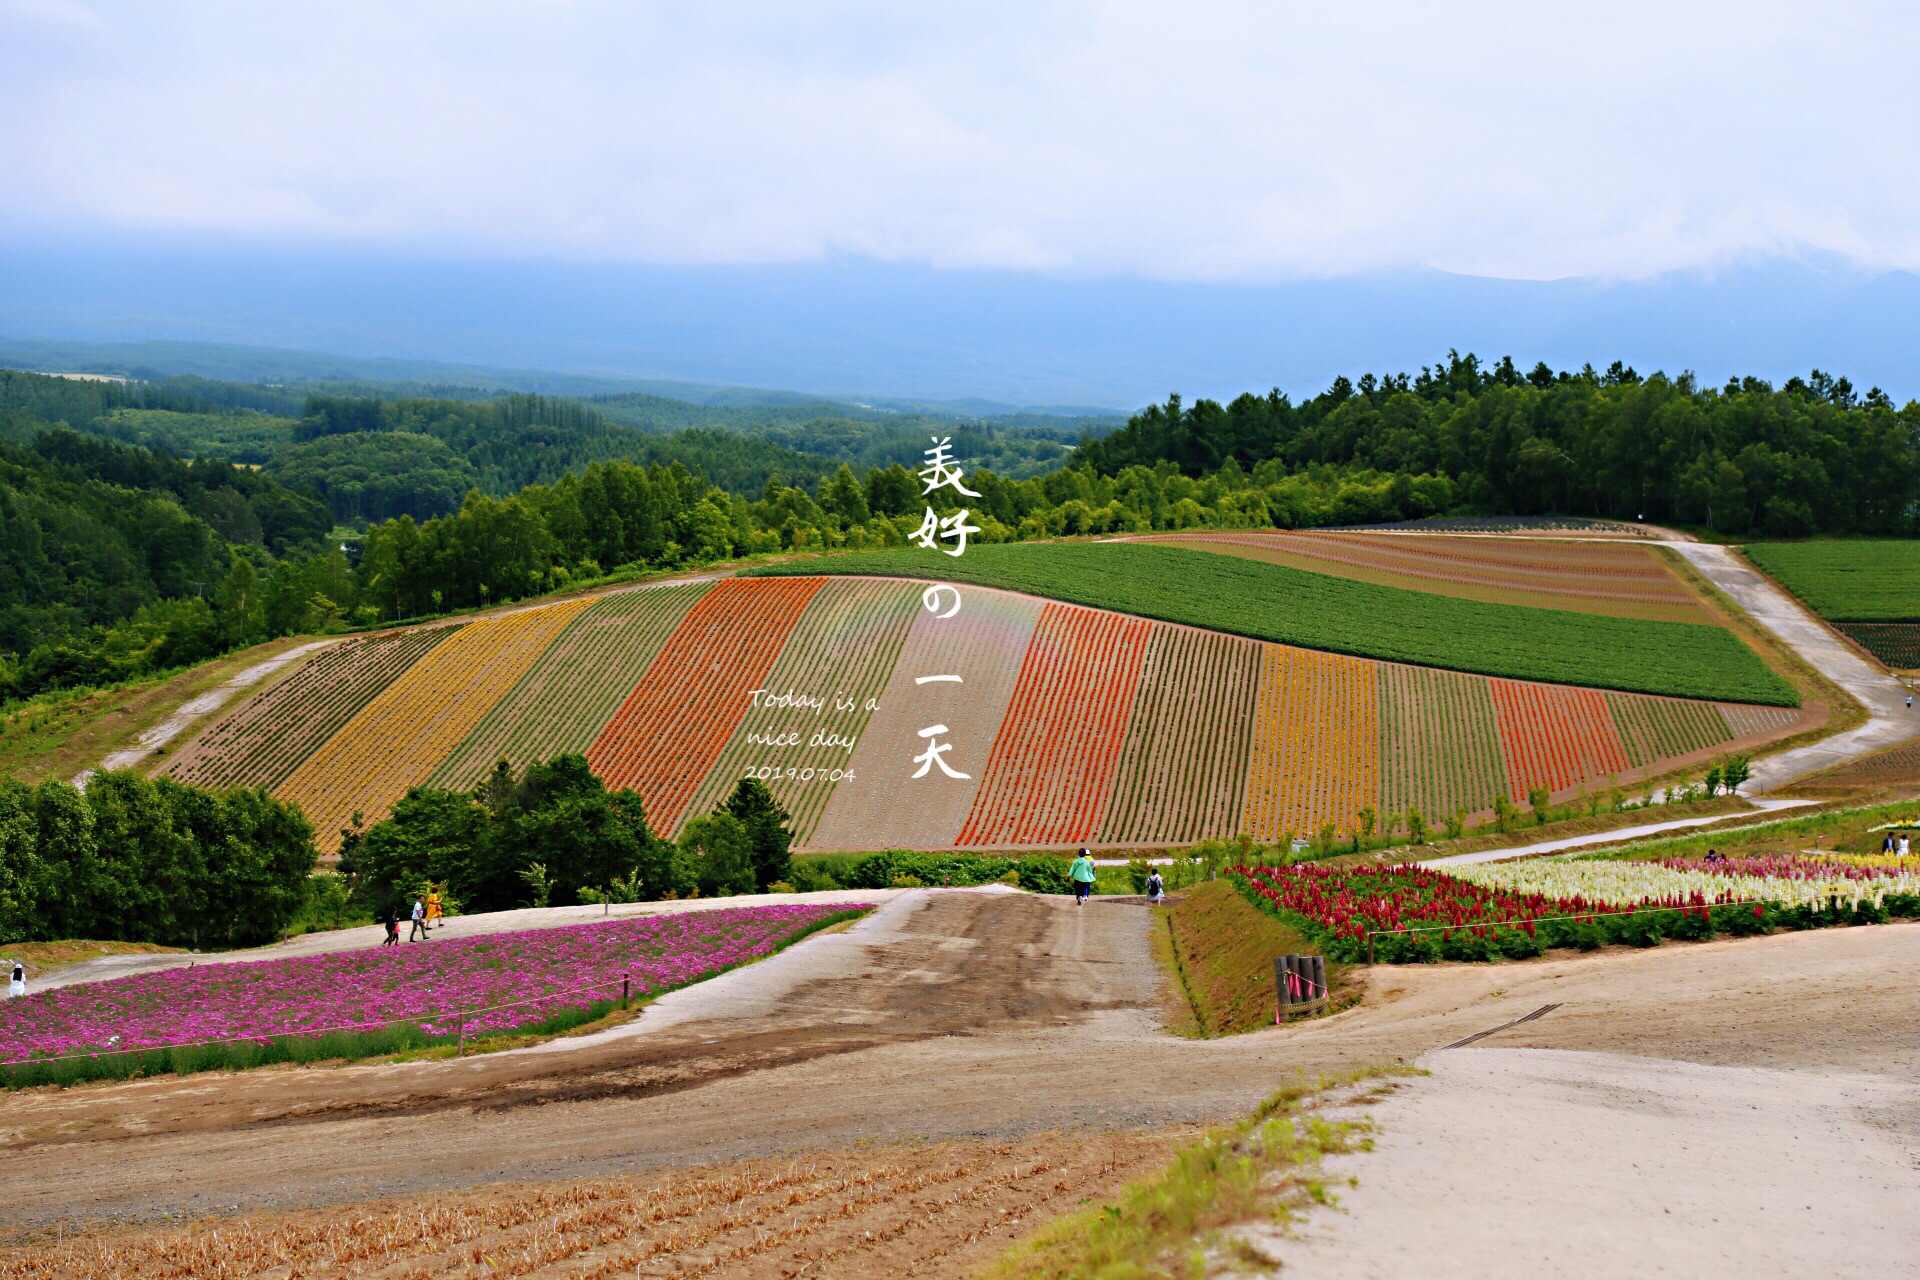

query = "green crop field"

[
  {"left": 751, "top": 542, "right": 1797, "bottom": 706},
  {"left": 1743, "top": 541, "right": 1920, "bottom": 621}
]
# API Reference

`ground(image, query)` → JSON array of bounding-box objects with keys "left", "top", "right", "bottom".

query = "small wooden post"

[
  {"left": 455, "top": 1014, "right": 466, "bottom": 1058},
  {"left": 1367, "top": 932, "right": 1376, "bottom": 966},
  {"left": 622, "top": 973, "right": 630, "bottom": 1009}
]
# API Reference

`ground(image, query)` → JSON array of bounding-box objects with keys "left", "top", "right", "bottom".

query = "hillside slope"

[
  {"left": 160, "top": 575, "right": 1814, "bottom": 853},
  {"left": 748, "top": 543, "right": 1797, "bottom": 705}
]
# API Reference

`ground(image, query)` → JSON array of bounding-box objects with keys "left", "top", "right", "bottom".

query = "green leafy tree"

[
  {"left": 724, "top": 778, "right": 794, "bottom": 891},
  {"left": 679, "top": 812, "right": 756, "bottom": 898}
]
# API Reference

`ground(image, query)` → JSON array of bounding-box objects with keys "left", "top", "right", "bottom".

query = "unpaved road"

[{"left": 3, "top": 892, "right": 1915, "bottom": 1251}]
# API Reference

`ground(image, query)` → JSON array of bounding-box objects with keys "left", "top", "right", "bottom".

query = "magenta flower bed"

[
  {"left": 2, "top": 902, "right": 867, "bottom": 1063},
  {"left": 1661, "top": 855, "right": 1909, "bottom": 881}
]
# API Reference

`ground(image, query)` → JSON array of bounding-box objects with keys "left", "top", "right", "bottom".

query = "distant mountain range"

[{"left": 5, "top": 239, "right": 1918, "bottom": 404}]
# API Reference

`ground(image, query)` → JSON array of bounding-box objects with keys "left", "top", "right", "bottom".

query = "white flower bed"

[{"left": 1453, "top": 859, "right": 1920, "bottom": 910}]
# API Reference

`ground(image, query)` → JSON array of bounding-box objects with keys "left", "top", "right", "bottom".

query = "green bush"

[{"left": 789, "top": 850, "right": 1077, "bottom": 894}]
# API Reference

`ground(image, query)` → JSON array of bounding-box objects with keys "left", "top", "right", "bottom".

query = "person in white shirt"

[
  {"left": 409, "top": 899, "right": 429, "bottom": 941},
  {"left": 7, "top": 962, "right": 24, "bottom": 998}
]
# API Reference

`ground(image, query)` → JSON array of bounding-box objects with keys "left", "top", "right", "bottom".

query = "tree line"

[
  {"left": 338, "top": 757, "right": 793, "bottom": 916},
  {"left": 0, "top": 771, "right": 316, "bottom": 948},
  {"left": 1077, "top": 353, "right": 1920, "bottom": 536}
]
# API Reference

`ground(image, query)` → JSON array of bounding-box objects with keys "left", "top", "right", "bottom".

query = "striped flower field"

[{"left": 160, "top": 573, "right": 1815, "bottom": 851}]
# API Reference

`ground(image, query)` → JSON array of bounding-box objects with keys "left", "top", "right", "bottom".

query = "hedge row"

[{"left": 790, "top": 850, "right": 1075, "bottom": 895}]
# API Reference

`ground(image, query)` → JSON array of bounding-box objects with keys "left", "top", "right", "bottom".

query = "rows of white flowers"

[{"left": 1453, "top": 858, "right": 1920, "bottom": 910}]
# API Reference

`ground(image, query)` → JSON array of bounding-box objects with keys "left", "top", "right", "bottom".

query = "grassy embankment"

[
  {"left": 0, "top": 633, "right": 320, "bottom": 785},
  {"left": 1153, "top": 880, "right": 1348, "bottom": 1037},
  {"left": 750, "top": 542, "right": 1797, "bottom": 705}
]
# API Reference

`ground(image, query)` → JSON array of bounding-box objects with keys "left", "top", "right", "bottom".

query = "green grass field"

[
  {"left": 1743, "top": 541, "right": 1920, "bottom": 621},
  {"left": 751, "top": 542, "right": 1797, "bottom": 705}
]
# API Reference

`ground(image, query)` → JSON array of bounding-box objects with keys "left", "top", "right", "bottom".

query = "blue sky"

[{"left": 4, "top": 2, "right": 1917, "bottom": 402}]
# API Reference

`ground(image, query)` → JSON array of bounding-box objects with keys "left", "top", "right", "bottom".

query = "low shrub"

[{"left": 789, "top": 850, "right": 1075, "bottom": 894}]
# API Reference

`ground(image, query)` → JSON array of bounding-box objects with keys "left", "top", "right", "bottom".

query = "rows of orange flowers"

[{"left": 958, "top": 601, "right": 1151, "bottom": 846}]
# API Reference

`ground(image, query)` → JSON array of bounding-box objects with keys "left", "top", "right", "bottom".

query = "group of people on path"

[
  {"left": 1067, "top": 849, "right": 1163, "bottom": 905},
  {"left": 382, "top": 890, "right": 443, "bottom": 946}
]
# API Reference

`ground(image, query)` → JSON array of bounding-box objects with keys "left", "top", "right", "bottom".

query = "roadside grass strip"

[
  {"left": 680, "top": 577, "right": 921, "bottom": 843},
  {"left": 959, "top": 602, "right": 1152, "bottom": 845},
  {"left": 162, "top": 626, "right": 454, "bottom": 790},
  {"left": 588, "top": 576, "right": 826, "bottom": 833},
  {"left": 426, "top": 582, "right": 711, "bottom": 791},
  {"left": 281, "top": 599, "right": 592, "bottom": 853},
  {"left": 1229, "top": 863, "right": 1920, "bottom": 964},
  {"left": 0, "top": 903, "right": 870, "bottom": 1089},
  {"left": 988, "top": 1068, "right": 1406, "bottom": 1280},
  {"left": 750, "top": 543, "right": 1797, "bottom": 705}
]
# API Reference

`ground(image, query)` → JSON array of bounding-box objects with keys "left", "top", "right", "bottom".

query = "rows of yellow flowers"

[
  {"left": 1241, "top": 644, "right": 1380, "bottom": 841},
  {"left": 280, "top": 597, "right": 592, "bottom": 853}
]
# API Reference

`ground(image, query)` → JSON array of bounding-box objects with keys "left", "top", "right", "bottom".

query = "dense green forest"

[
  {"left": 6, "top": 355, "right": 1917, "bottom": 711},
  {"left": 0, "top": 770, "right": 316, "bottom": 947},
  {"left": 1080, "top": 353, "right": 1920, "bottom": 536}
]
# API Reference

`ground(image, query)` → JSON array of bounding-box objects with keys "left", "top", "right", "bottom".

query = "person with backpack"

[
  {"left": 1146, "top": 869, "right": 1165, "bottom": 905},
  {"left": 1069, "top": 849, "right": 1096, "bottom": 904}
]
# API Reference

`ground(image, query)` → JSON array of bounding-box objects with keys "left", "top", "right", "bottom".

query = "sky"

[{"left": 4, "top": 2, "right": 1917, "bottom": 401}]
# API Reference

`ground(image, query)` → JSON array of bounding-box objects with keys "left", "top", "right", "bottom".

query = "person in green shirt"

[{"left": 1069, "top": 849, "right": 1096, "bottom": 904}]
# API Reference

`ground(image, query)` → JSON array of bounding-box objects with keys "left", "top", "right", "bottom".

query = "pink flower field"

[{"left": 2, "top": 902, "right": 868, "bottom": 1064}]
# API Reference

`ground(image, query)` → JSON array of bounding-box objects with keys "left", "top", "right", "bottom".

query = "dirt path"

[
  {"left": 4, "top": 892, "right": 1915, "bottom": 1244},
  {"left": 1667, "top": 542, "right": 1920, "bottom": 790}
]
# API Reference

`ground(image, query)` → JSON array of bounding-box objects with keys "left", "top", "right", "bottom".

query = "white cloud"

[{"left": 2, "top": 1, "right": 1916, "bottom": 280}]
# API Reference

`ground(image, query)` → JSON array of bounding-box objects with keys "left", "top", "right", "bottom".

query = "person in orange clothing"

[{"left": 426, "top": 888, "right": 443, "bottom": 930}]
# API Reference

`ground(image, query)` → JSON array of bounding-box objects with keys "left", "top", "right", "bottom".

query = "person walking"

[
  {"left": 1069, "top": 849, "right": 1096, "bottom": 905},
  {"left": 409, "top": 898, "right": 429, "bottom": 942},
  {"left": 1902, "top": 834, "right": 1912, "bottom": 858},
  {"left": 7, "top": 962, "right": 24, "bottom": 998},
  {"left": 383, "top": 907, "right": 400, "bottom": 947},
  {"left": 426, "top": 888, "right": 443, "bottom": 930},
  {"left": 1146, "top": 869, "right": 1165, "bottom": 906}
]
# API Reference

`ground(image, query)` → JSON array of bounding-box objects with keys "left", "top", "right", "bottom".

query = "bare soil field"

[{"left": 2, "top": 893, "right": 1913, "bottom": 1278}]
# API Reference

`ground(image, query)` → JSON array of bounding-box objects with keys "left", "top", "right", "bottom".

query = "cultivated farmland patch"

[
  {"left": 587, "top": 576, "right": 825, "bottom": 832},
  {"left": 1139, "top": 530, "right": 1714, "bottom": 624},
  {"left": 1605, "top": 692, "right": 1733, "bottom": 769},
  {"left": 957, "top": 602, "right": 1152, "bottom": 846},
  {"left": 427, "top": 582, "right": 711, "bottom": 792},
  {"left": 1377, "top": 663, "right": 1506, "bottom": 826},
  {"left": 280, "top": 599, "right": 591, "bottom": 852},
  {"left": 1487, "top": 678, "right": 1631, "bottom": 801},
  {"left": 1242, "top": 645, "right": 1381, "bottom": 841},
  {"left": 1098, "top": 625, "right": 1259, "bottom": 845},
  {"left": 161, "top": 626, "right": 454, "bottom": 791},
  {"left": 808, "top": 585, "right": 1044, "bottom": 851},
  {"left": 680, "top": 577, "right": 921, "bottom": 841}
]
